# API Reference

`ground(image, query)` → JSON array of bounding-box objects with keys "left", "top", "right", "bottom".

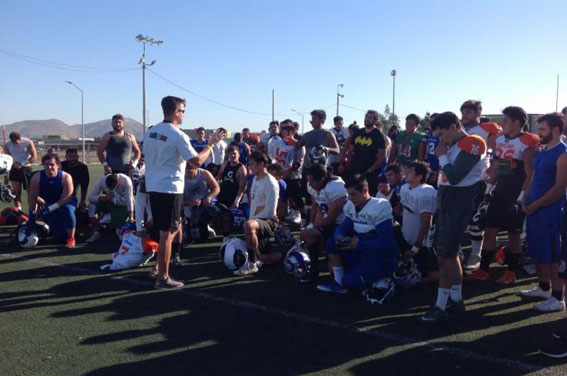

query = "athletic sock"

[
  {"left": 470, "top": 239, "right": 483, "bottom": 258},
  {"left": 539, "top": 281, "right": 551, "bottom": 291},
  {"left": 332, "top": 266, "right": 344, "bottom": 284},
  {"left": 552, "top": 290, "right": 564, "bottom": 301},
  {"left": 247, "top": 249, "right": 256, "bottom": 263},
  {"left": 450, "top": 284, "right": 463, "bottom": 302},
  {"left": 435, "top": 288, "right": 451, "bottom": 310},
  {"left": 480, "top": 249, "right": 494, "bottom": 271},
  {"left": 507, "top": 252, "right": 521, "bottom": 273},
  {"left": 172, "top": 242, "right": 182, "bottom": 257}
]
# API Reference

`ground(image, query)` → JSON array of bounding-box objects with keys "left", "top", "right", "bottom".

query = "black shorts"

[
  {"left": 486, "top": 190, "right": 525, "bottom": 233},
  {"left": 9, "top": 166, "right": 33, "bottom": 189},
  {"left": 149, "top": 192, "right": 184, "bottom": 232},
  {"left": 469, "top": 180, "right": 486, "bottom": 225},
  {"left": 251, "top": 217, "right": 279, "bottom": 254},
  {"left": 434, "top": 207, "right": 473, "bottom": 258}
]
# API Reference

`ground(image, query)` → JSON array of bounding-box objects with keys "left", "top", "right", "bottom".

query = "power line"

[
  {"left": 0, "top": 47, "right": 140, "bottom": 73},
  {"left": 340, "top": 103, "right": 367, "bottom": 112},
  {"left": 147, "top": 67, "right": 335, "bottom": 117}
]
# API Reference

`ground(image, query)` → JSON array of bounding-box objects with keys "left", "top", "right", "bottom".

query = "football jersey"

[
  {"left": 329, "top": 127, "right": 350, "bottom": 164},
  {"left": 425, "top": 133, "right": 440, "bottom": 170},
  {"left": 395, "top": 131, "right": 425, "bottom": 165},
  {"left": 343, "top": 197, "right": 392, "bottom": 234},
  {"left": 400, "top": 184, "right": 437, "bottom": 246},
  {"left": 439, "top": 135, "right": 487, "bottom": 187},
  {"left": 494, "top": 132, "right": 539, "bottom": 192},
  {"left": 274, "top": 136, "right": 298, "bottom": 169},
  {"left": 307, "top": 177, "right": 347, "bottom": 224},
  {"left": 467, "top": 122, "right": 502, "bottom": 143}
]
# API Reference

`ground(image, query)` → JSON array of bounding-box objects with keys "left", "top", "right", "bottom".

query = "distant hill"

[{"left": 3, "top": 118, "right": 144, "bottom": 140}]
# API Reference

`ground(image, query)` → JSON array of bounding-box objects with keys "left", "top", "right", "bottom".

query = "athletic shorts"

[
  {"left": 149, "top": 192, "right": 184, "bottom": 232},
  {"left": 526, "top": 204, "right": 562, "bottom": 265},
  {"left": 9, "top": 166, "right": 33, "bottom": 189},
  {"left": 252, "top": 217, "right": 279, "bottom": 240},
  {"left": 560, "top": 202, "right": 567, "bottom": 279},
  {"left": 469, "top": 180, "right": 486, "bottom": 226},
  {"left": 434, "top": 207, "right": 473, "bottom": 258},
  {"left": 485, "top": 190, "right": 525, "bottom": 233}
]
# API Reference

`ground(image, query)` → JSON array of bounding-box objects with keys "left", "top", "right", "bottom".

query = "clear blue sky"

[{"left": 1, "top": 0, "right": 566, "bottom": 133}]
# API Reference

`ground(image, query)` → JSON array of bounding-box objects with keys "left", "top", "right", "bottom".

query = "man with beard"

[
  {"left": 348, "top": 110, "right": 387, "bottom": 196},
  {"left": 521, "top": 113, "right": 567, "bottom": 313},
  {"left": 62, "top": 148, "right": 89, "bottom": 209},
  {"left": 97, "top": 114, "right": 141, "bottom": 175}
]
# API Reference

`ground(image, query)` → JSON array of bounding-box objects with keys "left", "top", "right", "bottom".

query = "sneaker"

[
  {"left": 463, "top": 255, "right": 481, "bottom": 271},
  {"left": 418, "top": 306, "right": 449, "bottom": 323},
  {"left": 534, "top": 297, "right": 566, "bottom": 312},
  {"left": 538, "top": 338, "right": 567, "bottom": 359},
  {"left": 86, "top": 231, "right": 101, "bottom": 243},
  {"left": 148, "top": 266, "right": 159, "bottom": 278},
  {"left": 65, "top": 238, "right": 76, "bottom": 249},
  {"left": 495, "top": 270, "right": 516, "bottom": 285},
  {"left": 154, "top": 277, "right": 184, "bottom": 290},
  {"left": 233, "top": 262, "right": 259, "bottom": 276},
  {"left": 495, "top": 247, "right": 506, "bottom": 265},
  {"left": 446, "top": 298, "right": 466, "bottom": 315},
  {"left": 523, "top": 264, "right": 537, "bottom": 275},
  {"left": 520, "top": 285, "right": 552, "bottom": 299},
  {"left": 464, "top": 269, "right": 489, "bottom": 282},
  {"left": 316, "top": 280, "right": 347, "bottom": 294},
  {"left": 207, "top": 225, "right": 216, "bottom": 238},
  {"left": 172, "top": 252, "right": 182, "bottom": 266}
]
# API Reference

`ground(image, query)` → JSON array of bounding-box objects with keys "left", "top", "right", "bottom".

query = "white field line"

[{"left": 0, "top": 252, "right": 564, "bottom": 376}]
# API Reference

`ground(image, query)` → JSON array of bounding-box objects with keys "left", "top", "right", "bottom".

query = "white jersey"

[
  {"left": 439, "top": 135, "right": 487, "bottom": 187},
  {"left": 89, "top": 173, "right": 134, "bottom": 211},
  {"left": 307, "top": 177, "right": 347, "bottom": 224},
  {"left": 329, "top": 127, "right": 350, "bottom": 164},
  {"left": 400, "top": 184, "right": 437, "bottom": 246},
  {"left": 142, "top": 122, "right": 198, "bottom": 194},
  {"left": 467, "top": 122, "right": 501, "bottom": 143},
  {"left": 205, "top": 140, "right": 227, "bottom": 166},
  {"left": 343, "top": 197, "right": 392, "bottom": 234},
  {"left": 0, "top": 154, "right": 13, "bottom": 174},
  {"left": 100, "top": 233, "right": 157, "bottom": 271}
]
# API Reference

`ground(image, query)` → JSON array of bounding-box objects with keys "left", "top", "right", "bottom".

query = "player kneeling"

[
  {"left": 316, "top": 174, "right": 398, "bottom": 301},
  {"left": 27, "top": 153, "right": 77, "bottom": 248}
]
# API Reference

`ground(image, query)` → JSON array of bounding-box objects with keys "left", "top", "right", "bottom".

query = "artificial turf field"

[{"left": 1, "top": 165, "right": 566, "bottom": 376}]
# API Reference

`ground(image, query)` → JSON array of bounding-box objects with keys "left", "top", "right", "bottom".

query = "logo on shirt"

[
  {"left": 354, "top": 136, "right": 372, "bottom": 147},
  {"left": 149, "top": 132, "right": 168, "bottom": 142}
]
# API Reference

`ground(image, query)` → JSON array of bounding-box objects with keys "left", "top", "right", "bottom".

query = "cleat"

[
  {"left": 65, "top": 238, "right": 76, "bottom": 249},
  {"left": 233, "top": 262, "right": 259, "bottom": 276},
  {"left": 154, "top": 277, "right": 184, "bottom": 290},
  {"left": 520, "top": 285, "right": 552, "bottom": 299},
  {"left": 495, "top": 247, "right": 506, "bottom": 265},
  {"left": 418, "top": 306, "right": 449, "bottom": 323},
  {"left": 463, "top": 255, "right": 481, "bottom": 271},
  {"left": 446, "top": 298, "right": 466, "bottom": 315},
  {"left": 316, "top": 280, "right": 347, "bottom": 294},
  {"left": 495, "top": 270, "right": 516, "bottom": 285},
  {"left": 464, "top": 269, "right": 489, "bottom": 282},
  {"left": 86, "top": 231, "right": 101, "bottom": 243},
  {"left": 538, "top": 338, "right": 567, "bottom": 359},
  {"left": 534, "top": 297, "right": 565, "bottom": 312}
]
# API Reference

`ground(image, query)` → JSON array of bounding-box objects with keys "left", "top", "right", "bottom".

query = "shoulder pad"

[
  {"left": 457, "top": 135, "right": 487, "bottom": 156},
  {"left": 520, "top": 133, "right": 540, "bottom": 149},
  {"left": 480, "top": 122, "right": 502, "bottom": 135}
]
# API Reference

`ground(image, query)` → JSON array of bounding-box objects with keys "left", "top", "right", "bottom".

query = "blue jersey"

[
  {"left": 426, "top": 133, "right": 440, "bottom": 170},
  {"left": 40, "top": 170, "right": 63, "bottom": 205},
  {"left": 526, "top": 142, "right": 567, "bottom": 205},
  {"left": 190, "top": 139, "right": 208, "bottom": 153}
]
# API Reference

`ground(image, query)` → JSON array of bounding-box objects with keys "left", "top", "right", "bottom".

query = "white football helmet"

[
  {"left": 0, "top": 184, "right": 15, "bottom": 203},
  {"left": 219, "top": 237, "right": 248, "bottom": 271},
  {"left": 362, "top": 278, "right": 395, "bottom": 305},
  {"left": 17, "top": 226, "right": 39, "bottom": 249},
  {"left": 284, "top": 243, "right": 311, "bottom": 278},
  {"left": 393, "top": 259, "right": 422, "bottom": 289},
  {"left": 275, "top": 224, "right": 295, "bottom": 247}
]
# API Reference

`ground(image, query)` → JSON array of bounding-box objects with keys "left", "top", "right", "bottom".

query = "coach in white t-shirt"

[
  {"left": 142, "top": 96, "right": 225, "bottom": 289},
  {"left": 235, "top": 151, "right": 280, "bottom": 276}
]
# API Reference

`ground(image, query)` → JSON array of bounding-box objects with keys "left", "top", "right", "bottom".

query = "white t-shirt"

[
  {"left": 343, "top": 197, "right": 392, "bottom": 234},
  {"left": 142, "top": 122, "right": 197, "bottom": 194},
  {"left": 307, "top": 177, "right": 347, "bottom": 224},
  {"left": 89, "top": 173, "right": 134, "bottom": 211},
  {"left": 400, "top": 184, "right": 437, "bottom": 246},
  {"left": 205, "top": 140, "right": 227, "bottom": 166},
  {"left": 261, "top": 134, "right": 282, "bottom": 163},
  {"left": 249, "top": 173, "right": 279, "bottom": 220}
]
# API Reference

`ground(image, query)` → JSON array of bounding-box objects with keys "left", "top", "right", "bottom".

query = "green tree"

[{"left": 420, "top": 111, "right": 432, "bottom": 131}]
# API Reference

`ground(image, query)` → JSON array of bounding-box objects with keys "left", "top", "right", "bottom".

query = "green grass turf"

[{"left": 1, "top": 165, "right": 566, "bottom": 375}]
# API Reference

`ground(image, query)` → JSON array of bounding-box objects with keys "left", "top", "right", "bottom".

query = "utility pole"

[
  {"left": 336, "top": 84, "right": 344, "bottom": 117},
  {"left": 391, "top": 69, "right": 397, "bottom": 116},
  {"left": 65, "top": 81, "right": 86, "bottom": 163},
  {"left": 272, "top": 90, "right": 275, "bottom": 122},
  {"left": 556, "top": 74, "right": 560, "bottom": 112},
  {"left": 136, "top": 34, "right": 163, "bottom": 135}
]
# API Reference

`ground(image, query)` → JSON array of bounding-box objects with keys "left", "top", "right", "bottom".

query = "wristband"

[
  {"left": 485, "top": 183, "right": 494, "bottom": 194},
  {"left": 517, "top": 191, "right": 524, "bottom": 202},
  {"left": 410, "top": 245, "right": 420, "bottom": 255},
  {"left": 206, "top": 145, "right": 214, "bottom": 152},
  {"left": 103, "top": 162, "right": 109, "bottom": 167},
  {"left": 47, "top": 203, "right": 61, "bottom": 213}
]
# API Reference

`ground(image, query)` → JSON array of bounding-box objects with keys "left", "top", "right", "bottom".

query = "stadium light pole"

[
  {"left": 390, "top": 69, "right": 397, "bottom": 116},
  {"left": 336, "top": 84, "right": 344, "bottom": 117},
  {"left": 290, "top": 109, "right": 304, "bottom": 134},
  {"left": 65, "top": 81, "right": 85, "bottom": 163},
  {"left": 136, "top": 34, "right": 163, "bottom": 135}
]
